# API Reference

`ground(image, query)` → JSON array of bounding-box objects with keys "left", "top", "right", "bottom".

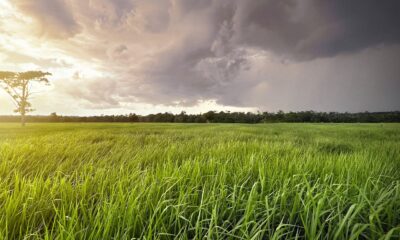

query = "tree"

[
  {"left": 50, "top": 112, "right": 58, "bottom": 122},
  {"left": 0, "top": 71, "right": 51, "bottom": 126}
]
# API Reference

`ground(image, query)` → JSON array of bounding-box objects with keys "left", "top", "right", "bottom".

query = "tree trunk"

[
  {"left": 21, "top": 111, "right": 26, "bottom": 127},
  {"left": 21, "top": 82, "right": 26, "bottom": 127}
]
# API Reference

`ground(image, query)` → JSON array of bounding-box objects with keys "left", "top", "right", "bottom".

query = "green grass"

[{"left": 0, "top": 123, "right": 399, "bottom": 239}]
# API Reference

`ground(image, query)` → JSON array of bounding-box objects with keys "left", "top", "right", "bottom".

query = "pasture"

[{"left": 0, "top": 123, "right": 399, "bottom": 239}]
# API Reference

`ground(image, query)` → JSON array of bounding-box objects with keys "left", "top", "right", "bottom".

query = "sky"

[{"left": 0, "top": 0, "right": 399, "bottom": 116}]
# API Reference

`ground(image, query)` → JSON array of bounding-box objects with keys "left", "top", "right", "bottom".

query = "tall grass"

[{"left": 0, "top": 123, "right": 399, "bottom": 239}]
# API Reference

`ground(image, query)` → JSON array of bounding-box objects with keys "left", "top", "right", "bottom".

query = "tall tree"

[{"left": 0, "top": 71, "right": 51, "bottom": 126}]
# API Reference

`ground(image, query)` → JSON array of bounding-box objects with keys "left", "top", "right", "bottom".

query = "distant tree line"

[{"left": 0, "top": 111, "right": 399, "bottom": 123}]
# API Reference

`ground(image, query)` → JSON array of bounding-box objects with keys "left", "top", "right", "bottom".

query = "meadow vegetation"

[{"left": 0, "top": 123, "right": 399, "bottom": 239}]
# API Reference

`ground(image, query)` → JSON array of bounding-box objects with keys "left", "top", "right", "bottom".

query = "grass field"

[{"left": 0, "top": 123, "right": 399, "bottom": 239}]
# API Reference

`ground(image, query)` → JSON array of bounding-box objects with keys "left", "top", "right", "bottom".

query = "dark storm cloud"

[
  {"left": 6, "top": 0, "right": 400, "bottom": 112},
  {"left": 233, "top": 0, "right": 400, "bottom": 60},
  {"left": 122, "top": 0, "right": 243, "bottom": 104},
  {"left": 128, "top": 0, "right": 400, "bottom": 107},
  {"left": 312, "top": 1, "right": 400, "bottom": 57}
]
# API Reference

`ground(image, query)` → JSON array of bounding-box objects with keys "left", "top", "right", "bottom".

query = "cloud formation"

[
  {"left": 13, "top": 0, "right": 81, "bottom": 38},
  {"left": 1, "top": 0, "right": 399, "bottom": 114},
  {"left": 233, "top": 0, "right": 400, "bottom": 59}
]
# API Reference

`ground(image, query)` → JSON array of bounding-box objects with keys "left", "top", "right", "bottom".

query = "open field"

[{"left": 0, "top": 123, "right": 399, "bottom": 239}]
